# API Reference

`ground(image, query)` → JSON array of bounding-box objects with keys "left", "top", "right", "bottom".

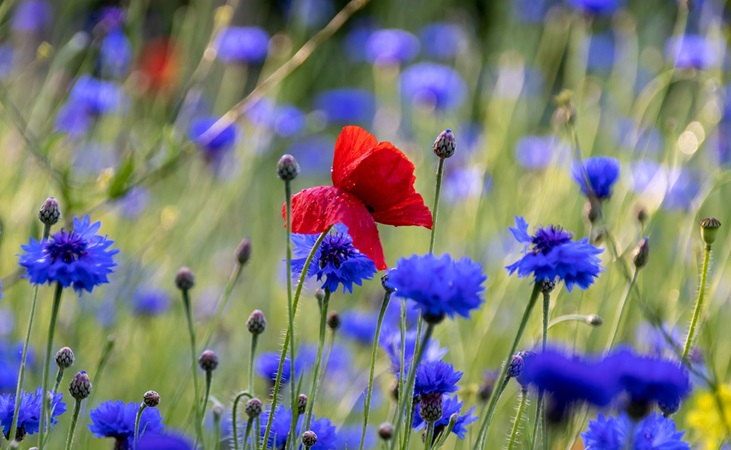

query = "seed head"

[
  {"left": 700, "top": 217, "right": 721, "bottom": 245},
  {"left": 245, "top": 398, "right": 263, "bottom": 419},
  {"left": 277, "top": 154, "right": 300, "bottom": 181},
  {"left": 432, "top": 129, "right": 455, "bottom": 159},
  {"left": 633, "top": 237, "right": 649, "bottom": 269},
  {"left": 327, "top": 311, "right": 340, "bottom": 331},
  {"left": 246, "top": 310, "right": 267, "bottom": 335},
  {"left": 235, "top": 238, "right": 252, "bottom": 265},
  {"left": 55, "top": 347, "right": 75, "bottom": 369},
  {"left": 143, "top": 390, "right": 160, "bottom": 407},
  {"left": 297, "top": 394, "right": 308, "bottom": 414},
  {"left": 175, "top": 267, "right": 195, "bottom": 291},
  {"left": 38, "top": 197, "right": 61, "bottom": 226},
  {"left": 302, "top": 431, "right": 317, "bottom": 448},
  {"left": 69, "top": 371, "right": 92, "bottom": 401}
]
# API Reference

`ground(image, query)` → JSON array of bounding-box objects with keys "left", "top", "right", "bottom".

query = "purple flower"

[
  {"left": 339, "top": 310, "right": 378, "bottom": 345},
  {"left": 379, "top": 328, "right": 448, "bottom": 373},
  {"left": 137, "top": 431, "right": 194, "bottom": 450},
  {"left": 0, "top": 387, "right": 65, "bottom": 437},
  {"left": 584, "top": 34, "right": 615, "bottom": 73},
  {"left": 412, "top": 395, "right": 477, "bottom": 439},
  {"left": 419, "top": 23, "right": 467, "bottom": 59},
  {"left": 566, "top": 0, "right": 622, "bottom": 15},
  {"left": 313, "top": 88, "right": 376, "bottom": 126},
  {"left": 515, "top": 135, "right": 563, "bottom": 171},
  {"left": 68, "top": 75, "right": 125, "bottom": 115},
  {"left": 666, "top": 34, "right": 722, "bottom": 70},
  {"left": 100, "top": 29, "right": 132, "bottom": 78},
  {"left": 187, "top": 116, "right": 239, "bottom": 163},
  {"left": 571, "top": 156, "right": 620, "bottom": 199},
  {"left": 387, "top": 254, "right": 486, "bottom": 322},
  {"left": 215, "top": 27, "right": 270, "bottom": 63},
  {"left": 414, "top": 360, "right": 462, "bottom": 397},
  {"left": 259, "top": 407, "right": 338, "bottom": 449},
  {"left": 18, "top": 215, "right": 119, "bottom": 294},
  {"left": 365, "top": 29, "right": 419, "bottom": 64},
  {"left": 255, "top": 353, "right": 293, "bottom": 385},
  {"left": 581, "top": 412, "right": 690, "bottom": 450},
  {"left": 12, "top": 0, "right": 50, "bottom": 33},
  {"left": 88, "top": 400, "right": 164, "bottom": 449},
  {"left": 401, "top": 63, "right": 467, "bottom": 111},
  {"left": 506, "top": 216, "right": 603, "bottom": 291},
  {"left": 0, "top": 44, "right": 13, "bottom": 79},
  {"left": 132, "top": 288, "right": 172, "bottom": 317},
  {"left": 581, "top": 413, "right": 631, "bottom": 449}
]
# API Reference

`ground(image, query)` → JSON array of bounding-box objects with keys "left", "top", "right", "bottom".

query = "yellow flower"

[{"left": 686, "top": 385, "right": 731, "bottom": 450}]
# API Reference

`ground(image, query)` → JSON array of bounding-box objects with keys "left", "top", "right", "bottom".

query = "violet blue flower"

[
  {"left": 215, "top": 27, "right": 270, "bottom": 63},
  {"left": 365, "top": 29, "right": 419, "bottom": 64},
  {"left": 88, "top": 400, "right": 164, "bottom": 448},
  {"left": 400, "top": 63, "right": 467, "bottom": 111}
]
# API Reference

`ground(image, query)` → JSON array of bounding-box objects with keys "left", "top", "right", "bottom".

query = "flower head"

[
  {"left": 187, "top": 116, "right": 239, "bottom": 163},
  {"left": 581, "top": 412, "right": 690, "bottom": 450},
  {"left": 419, "top": 23, "right": 467, "bottom": 59},
  {"left": 100, "top": 29, "right": 132, "bottom": 78},
  {"left": 566, "top": 0, "right": 622, "bottom": 15},
  {"left": 259, "top": 407, "right": 338, "bottom": 449},
  {"left": 18, "top": 215, "right": 118, "bottom": 294},
  {"left": 88, "top": 400, "right": 164, "bottom": 448},
  {"left": 291, "top": 224, "right": 377, "bottom": 293},
  {"left": 286, "top": 126, "right": 432, "bottom": 270},
  {"left": 137, "top": 431, "right": 194, "bottom": 450},
  {"left": 132, "top": 288, "right": 172, "bottom": 317},
  {"left": 505, "top": 216, "right": 603, "bottom": 291},
  {"left": 581, "top": 413, "right": 631, "bottom": 449},
  {"left": 314, "top": 89, "right": 376, "bottom": 127},
  {"left": 571, "top": 156, "right": 621, "bottom": 200},
  {"left": 666, "top": 34, "right": 722, "bottom": 70},
  {"left": 400, "top": 63, "right": 467, "bottom": 111},
  {"left": 387, "top": 254, "right": 486, "bottom": 323},
  {"left": 412, "top": 395, "right": 477, "bottom": 440},
  {"left": 365, "top": 29, "right": 420, "bottom": 65},
  {"left": 255, "top": 353, "right": 294, "bottom": 385},
  {"left": 414, "top": 360, "right": 462, "bottom": 397},
  {"left": 215, "top": 27, "right": 270, "bottom": 64},
  {"left": 0, "top": 387, "right": 66, "bottom": 439}
]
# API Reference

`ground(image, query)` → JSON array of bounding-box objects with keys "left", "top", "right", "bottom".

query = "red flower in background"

[
  {"left": 284, "top": 126, "right": 433, "bottom": 270},
  {"left": 138, "top": 38, "right": 180, "bottom": 93}
]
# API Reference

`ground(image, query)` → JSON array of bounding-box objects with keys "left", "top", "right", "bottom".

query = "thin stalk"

[
  {"left": 243, "top": 419, "right": 254, "bottom": 450},
  {"left": 202, "top": 370, "right": 213, "bottom": 426},
  {"left": 473, "top": 283, "right": 541, "bottom": 450},
  {"left": 683, "top": 244, "right": 712, "bottom": 361},
  {"left": 201, "top": 263, "right": 245, "bottom": 348},
  {"left": 359, "top": 291, "right": 392, "bottom": 450},
  {"left": 400, "top": 316, "right": 425, "bottom": 450},
  {"left": 249, "top": 334, "right": 259, "bottom": 394},
  {"left": 261, "top": 229, "right": 330, "bottom": 448},
  {"left": 423, "top": 422, "right": 435, "bottom": 450},
  {"left": 182, "top": 289, "right": 204, "bottom": 447},
  {"left": 606, "top": 270, "right": 638, "bottom": 351},
  {"left": 284, "top": 179, "right": 297, "bottom": 449},
  {"left": 38, "top": 282, "right": 63, "bottom": 450},
  {"left": 231, "top": 391, "right": 253, "bottom": 450},
  {"left": 432, "top": 413, "right": 457, "bottom": 449},
  {"left": 133, "top": 404, "right": 148, "bottom": 450},
  {"left": 255, "top": 417, "right": 261, "bottom": 450},
  {"left": 507, "top": 391, "right": 528, "bottom": 450},
  {"left": 213, "top": 408, "right": 222, "bottom": 450},
  {"left": 429, "top": 158, "right": 445, "bottom": 254},
  {"left": 63, "top": 399, "right": 82, "bottom": 450},
  {"left": 303, "top": 290, "right": 331, "bottom": 431},
  {"left": 531, "top": 290, "right": 551, "bottom": 450},
  {"left": 52, "top": 368, "right": 65, "bottom": 395}
]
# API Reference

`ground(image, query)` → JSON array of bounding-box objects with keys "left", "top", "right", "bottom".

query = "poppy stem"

[
  {"left": 429, "top": 158, "right": 445, "bottom": 254},
  {"left": 302, "top": 289, "right": 331, "bottom": 432},
  {"left": 38, "top": 281, "right": 64, "bottom": 450},
  {"left": 359, "top": 290, "right": 392, "bottom": 450}
]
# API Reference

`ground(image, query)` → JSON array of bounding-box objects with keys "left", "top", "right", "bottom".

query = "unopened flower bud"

[
  {"left": 69, "top": 371, "right": 92, "bottom": 401},
  {"left": 143, "top": 390, "right": 160, "bottom": 407},
  {"left": 658, "top": 397, "right": 681, "bottom": 416},
  {"left": 315, "top": 289, "right": 325, "bottom": 302},
  {"left": 247, "top": 310, "right": 267, "bottom": 335},
  {"left": 235, "top": 238, "right": 252, "bottom": 265},
  {"left": 432, "top": 129, "right": 455, "bottom": 159},
  {"left": 198, "top": 350, "right": 219, "bottom": 372},
  {"left": 297, "top": 394, "right": 307, "bottom": 414},
  {"left": 245, "top": 398, "right": 263, "bottom": 418},
  {"left": 38, "top": 197, "right": 61, "bottom": 226},
  {"left": 55, "top": 347, "right": 75, "bottom": 369},
  {"left": 381, "top": 272, "right": 395, "bottom": 293},
  {"left": 633, "top": 237, "right": 649, "bottom": 269},
  {"left": 175, "top": 267, "right": 195, "bottom": 291},
  {"left": 507, "top": 353, "right": 525, "bottom": 379},
  {"left": 585, "top": 315, "right": 603, "bottom": 326},
  {"left": 302, "top": 431, "right": 317, "bottom": 448},
  {"left": 277, "top": 154, "right": 299, "bottom": 181},
  {"left": 419, "top": 393, "right": 443, "bottom": 423},
  {"left": 700, "top": 217, "right": 721, "bottom": 246},
  {"left": 378, "top": 422, "right": 394, "bottom": 440},
  {"left": 327, "top": 311, "right": 340, "bottom": 331}
]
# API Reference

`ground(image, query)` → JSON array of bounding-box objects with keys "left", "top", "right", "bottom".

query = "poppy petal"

[
  {"left": 285, "top": 186, "right": 387, "bottom": 270},
  {"left": 331, "top": 125, "right": 379, "bottom": 190}
]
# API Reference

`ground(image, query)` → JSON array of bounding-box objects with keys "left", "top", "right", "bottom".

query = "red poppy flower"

[{"left": 284, "top": 126, "right": 433, "bottom": 270}]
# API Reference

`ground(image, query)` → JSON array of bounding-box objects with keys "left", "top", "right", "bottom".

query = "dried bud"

[
  {"left": 235, "top": 238, "right": 252, "bottom": 265},
  {"left": 585, "top": 315, "right": 603, "bottom": 326},
  {"left": 327, "top": 311, "right": 340, "bottom": 331},
  {"left": 246, "top": 310, "right": 267, "bottom": 335},
  {"left": 198, "top": 349, "right": 219, "bottom": 372},
  {"left": 633, "top": 237, "right": 649, "bottom": 269},
  {"left": 378, "top": 422, "right": 394, "bottom": 440},
  {"left": 38, "top": 197, "right": 61, "bottom": 226},
  {"left": 277, "top": 154, "right": 300, "bottom": 181},
  {"left": 69, "top": 371, "right": 92, "bottom": 401},
  {"left": 55, "top": 347, "right": 75, "bottom": 369},
  {"left": 699, "top": 217, "right": 721, "bottom": 245},
  {"left": 432, "top": 129, "right": 455, "bottom": 159},
  {"left": 297, "top": 394, "right": 308, "bottom": 415},
  {"left": 245, "top": 398, "right": 263, "bottom": 419},
  {"left": 302, "top": 431, "right": 317, "bottom": 448},
  {"left": 175, "top": 267, "right": 195, "bottom": 291},
  {"left": 143, "top": 390, "right": 160, "bottom": 407}
]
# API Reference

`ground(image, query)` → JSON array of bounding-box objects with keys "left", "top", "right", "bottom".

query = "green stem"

[
  {"left": 261, "top": 229, "right": 331, "bottom": 448},
  {"left": 400, "top": 316, "right": 425, "bottom": 450},
  {"left": 682, "top": 244, "right": 711, "bottom": 361},
  {"left": 202, "top": 370, "right": 213, "bottom": 425},
  {"left": 423, "top": 422, "right": 435, "bottom": 450},
  {"left": 359, "top": 291, "right": 392, "bottom": 450},
  {"left": 133, "top": 404, "right": 147, "bottom": 450},
  {"left": 249, "top": 334, "right": 259, "bottom": 394},
  {"left": 182, "top": 289, "right": 204, "bottom": 447},
  {"left": 254, "top": 417, "right": 261, "bottom": 450},
  {"left": 213, "top": 408, "right": 221, "bottom": 450},
  {"left": 231, "top": 391, "right": 253, "bottom": 450},
  {"left": 303, "top": 290, "right": 331, "bottom": 432},
  {"left": 38, "top": 282, "right": 63, "bottom": 450},
  {"left": 63, "top": 400, "right": 81, "bottom": 450},
  {"left": 243, "top": 419, "right": 254, "bottom": 450},
  {"left": 284, "top": 179, "right": 298, "bottom": 449},
  {"left": 432, "top": 412, "right": 457, "bottom": 449},
  {"left": 429, "top": 158, "right": 445, "bottom": 254},
  {"left": 473, "top": 283, "right": 541, "bottom": 450},
  {"left": 201, "top": 263, "right": 245, "bottom": 348},
  {"left": 606, "top": 270, "right": 638, "bottom": 351},
  {"left": 507, "top": 391, "right": 528, "bottom": 450},
  {"left": 531, "top": 290, "right": 550, "bottom": 450}
]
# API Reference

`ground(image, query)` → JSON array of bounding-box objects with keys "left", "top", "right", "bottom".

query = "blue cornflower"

[
  {"left": 387, "top": 253, "right": 486, "bottom": 323},
  {"left": 365, "top": 29, "right": 420, "bottom": 65},
  {"left": 255, "top": 352, "right": 294, "bottom": 385},
  {"left": 100, "top": 29, "right": 132, "bottom": 78},
  {"left": 666, "top": 34, "right": 721, "bottom": 70},
  {"left": 291, "top": 224, "right": 377, "bottom": 294},
  {"left": 571, "top": 156, "right": 621, "bottom": 200},
  {"left": 215, "top": 27, "right": 270, "bottom": 63},
  {"left": 379, "top": 328, "right": 448, "bottom": 373},
  {"left": 339, "top": 310, "right": 378, "bottom": 345},
  {"left": 414, "top": 360, "right": 462, "bottom": 398},
  {"left": 0, "top": 44, "right": 13, "bottom": 80},
  {"left": 132, "top": 288, "right": 172, "bottom": 317},
  {"left": 419, "top": 23, "right": 467, "bottom": 59},
  {"left": 307, "top": 416, "right": 338, "bottom": 449},
  {"left": 285, "top": 135, "right": 335, "bottom": 174},
  {"left": 505, "top": 216, "right": 603, "bottom": 291},
  {"left": 0, "top": 340, "right": 36, "bottom": 393},
  {"left": 187, "top": 116, "right": 239, "bottom": 163},
  {"left": 0, "top": 387, "right": 65, "bottom": 439},
  {"left": 137, "top": 431, "right": 194, "bottom": 450},
  {"left": 11, "top": 0, "right": 50, "bottom": 33},
  {"left": 400, "top": 63, "right": 467, "bottom": 111},
  {"left": 412, "top": 395, "right": 477, "bottom": 439},
  {"left": 313, "top": 88, "right": 376, "bottom": 126},
  {"left": 584, "top": 34, "right": 615, "bottom": 73},
  {"left": 663, "top": 169, "right": 701, "bottom": 212},
  {"left": 68, "top": 75, "right": 125, "bottom": 115},
  {"left": 259, "top": 407, "right": 338, "bottom": 449},
  {"left": 18, "top": 215, "right": 118, "bottom": 294},
  {"left": 566, "top": 0, "right": 622, "bottom": 15},
  {"left": 88, "top": 400, "right": 164, "bottom": 449},
  {"left": 515, "top": 135, "right": 559, "bottom": 171},
  {"left": 54, "top": 102, "right": 94, "bottom": 137},
  {"left": 582, "top": 412, "right": 690, "bottom": 450}
]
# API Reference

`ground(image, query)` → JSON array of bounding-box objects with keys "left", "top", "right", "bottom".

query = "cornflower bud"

[
  {"left": 246, "top": 310, "right": 267, "bottom": 335},
  {"left": 69, "top": 371, "right": 92, "bottom": 401},
  {"left": 38, "top": 197, "right": 61, "bottom": 226},
  {"left": 198, "top": 350, "right": 219, "bottom": 372},
  {"left": 235, "top": 238, "right": 252, "bottom": 265},
  {"left": 277, "top": 154, "right": 300, "bottom": 181},
  {"left": 432, "top": 129, "right": 455, "bottom": 159},
  {"left": 55, "top": 347, "right": 75, "bottom": 369},
  {"left": 175, "top": 267, "right": 195, "bottom": 291},
  {"left": 143, "top": 390, "right": 160, "bottom": 407}
]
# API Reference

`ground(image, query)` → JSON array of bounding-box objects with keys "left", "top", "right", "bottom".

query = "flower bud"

[
  {"left": 245, "top": 398, "right": 263, "bottom": 419},
  {"left": 198, "top": 350, "right": 219, "bottom": 372},
  {"left": 419, "top": 393, "right": 443, "bottom": 423},
  {"left": 507, "top": 353, "right": 525, "bottom": 379},
  {"left": 700, "top": 217, "right": 721, "bottom": 246},
  {"left": 432, "top": 129, "right": 455, "bottom": 159},
  {"left": 297, "top": 393, "right": 307, "bottom": 414},
  {"left": 633, "top": 237, "right": 649, "bottom": 269},
  {"left": 327, "top": 311, "right": 340, "bottom": 331},
  {"left": 246, "top": 310, "right": 267, "bottom": 335},
  {"left": 212, "top": 403, "right": 224, "bottom": 418},
  {"left": 235, "top": 238, "right": 252, "bottom": 265},
  {"left": 381, "top": 272, "right": 395, "bottom": 293},
  {"left": 277, "top": 154, "right": 300, "bottom": 181},
  {"left": 38, "top": 197, "right": 61, "bottom": 226},
  {"left": 585, "top": 315, "right": 603, "bottom": 326},
  {"left": 378, "top": 422, "right": 394, "bottom": 440},
  {"left": 69, "top": 371, "right": 92, "bottom": 401},
  {"left": 315, "top": 289, "right": 325, "bottom": 302},
  {"left": 175, "top": 267, "right": 195, "bottom": 291},
  {"left": 55, "top": 347, "right": 75, "bottom": 369},
  {"left": 143, "top": 390, "right": 160, "bottom": 407},
  {"left": 302, "top": 431, "right": 317, "bottom": 448}
]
